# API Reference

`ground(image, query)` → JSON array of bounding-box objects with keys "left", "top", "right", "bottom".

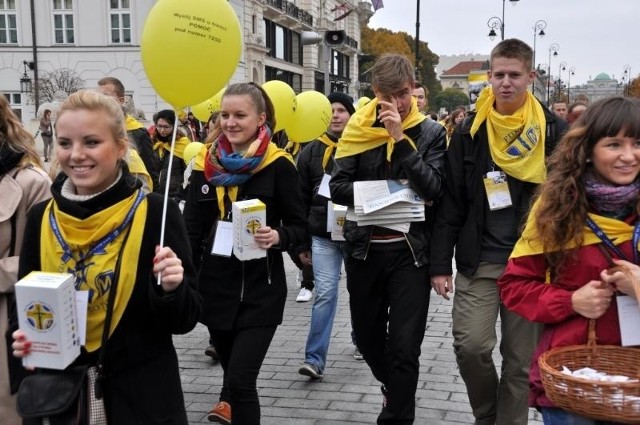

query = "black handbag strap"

[{"left": 94, "top": 223, "right": 132, "bottom": 399}]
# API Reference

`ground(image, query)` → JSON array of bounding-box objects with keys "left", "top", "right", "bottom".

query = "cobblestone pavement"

[{"left": 174, "top": 257, "right": 544, "bottom": 424}]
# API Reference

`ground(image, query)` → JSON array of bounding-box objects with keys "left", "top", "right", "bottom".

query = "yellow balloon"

[
  {"left": 286, "top": 91, "right": 332, "bottom": 143},
  {"left": 141, "top": 0, "right": 241, "bottom": 108},
  {"left": 210, "top": 86, "right": 225, "bottom": 112},
  {"left": 262, "top": 81, "right": 296, "bottom": 133},
  {"left": 356, "top": 96, "right": 371, "bottom": 110},
  {"left": 190, "top": 86, "right": 226, "bottom": 122},
  {"left": 183, "top": 142, "right": 205, "bottom": 164},
  {"left": 191, "top": 98, "right": 215, "bottom": 122}
]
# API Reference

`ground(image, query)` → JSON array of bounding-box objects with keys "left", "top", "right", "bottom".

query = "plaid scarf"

[
  {"left": 584, "top": 170, "right": 640, "bottom": 219},
  {"left": 204, "top": 125, "right": 293, "bottom": 218},
  {"left": 205, "top": 125, "right": 272, "bottom": 187}
]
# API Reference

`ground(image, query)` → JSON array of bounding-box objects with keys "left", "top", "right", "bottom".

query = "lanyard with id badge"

[
  {"left": 483, "top": 165, "right": 512, "bottom": 210},
  {"left": 211, "top": 189, "right": 234, "bottom": 257}
]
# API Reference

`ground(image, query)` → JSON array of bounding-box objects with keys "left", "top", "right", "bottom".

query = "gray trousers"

[{"left": 452, "top": 262, "right": 541, "bottom": 425}]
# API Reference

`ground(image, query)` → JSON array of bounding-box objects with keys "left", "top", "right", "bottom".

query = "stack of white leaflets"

[{"left": 348, "top": 180, "right": 425, "bottom": 232}]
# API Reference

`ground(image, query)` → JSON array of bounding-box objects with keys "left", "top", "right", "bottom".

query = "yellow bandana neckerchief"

[
  {"left": 214, "top": 142, "right": 293, "bottom": 219},
  {"left": 510, "top": 198, "right": 637, "bottom": 258},
  {"left": 153, "top": 135, "right": 190, "bottom": 160},
  {"left": 125, "top": 115, "right": 145, "bottom": 131},
  {"left": 127, "top": 149, "right": 153, "bottom": 191},
  {"left": 284, "top": 140, "right": 302, "bottom": 157},
  {"left": 335, "top": 97, "right": 425, "bottom": 162},
  {"left": 470, "top": 86, "right": 547, "bottom": 183},
  {"left": 318, "top": 133, "right": 337, "bottom": 172},
  {"left": 40, "top": 190, "right": 147, "bottom": 352}
]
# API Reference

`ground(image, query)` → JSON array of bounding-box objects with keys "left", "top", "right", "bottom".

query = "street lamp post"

[
  {"left": 623, "top": 64, "right": 631, "bottom": 96},
  {"left": 547, "top": 43, "right": 559, "bottom": 106},
  {"left": 556, "top": 61, "right": 567, "bottom": 103},
  {"left": 19, "top": 60, "right": 32, "bottom": 95},
  {"left": 531, "top": 20, "right": 547, "bottom": 99},
  {"left": 487, "top": 16, "right": 503, "bottom": 41},
  {"left": 567, "top": 66, "right": 575, "bottom": 103},
  {"left": 487, "top": 0, "right": 520, "bottom": 41}
]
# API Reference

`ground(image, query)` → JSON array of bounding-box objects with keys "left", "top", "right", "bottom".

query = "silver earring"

[{"left": 586, "top": 158, "right": 592, "bottom": 163}]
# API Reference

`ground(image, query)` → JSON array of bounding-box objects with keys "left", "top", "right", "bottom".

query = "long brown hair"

[
  {"left": 533, "top": 96, "right": 640, "bottom": 275},
  {"left": 0, "top": 93, "right": 42, "bottom": 168}
]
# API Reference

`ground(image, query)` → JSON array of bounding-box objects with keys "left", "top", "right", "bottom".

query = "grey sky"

[{"left": 368, "top": 0, "right": 639, "bottom": 88}]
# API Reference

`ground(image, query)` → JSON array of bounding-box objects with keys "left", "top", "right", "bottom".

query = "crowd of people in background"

[{"left": 1, "top": 36, "right": 638, "bottom": 425}]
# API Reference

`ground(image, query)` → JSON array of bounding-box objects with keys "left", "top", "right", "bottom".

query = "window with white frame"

[
  {"left": 53, "top": 0, "right": 74, "bottom": 44},
  {"left": 109, "top": 0, "right": 131, "bottom": 44},
  {"left": 0, "top": 0, "right": 18, "bottom": 44},
  {"left": 4, "top": 92, "right": 24, "bottom": 121}
]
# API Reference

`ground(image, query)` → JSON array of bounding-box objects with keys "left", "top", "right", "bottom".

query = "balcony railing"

[{"left": 265, "top": 0, "right": 314, "bottom": 26}]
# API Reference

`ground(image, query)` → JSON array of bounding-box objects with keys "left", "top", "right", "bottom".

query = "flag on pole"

[{"left": 371, "top": 0, "right": 384, "bottom": 11}]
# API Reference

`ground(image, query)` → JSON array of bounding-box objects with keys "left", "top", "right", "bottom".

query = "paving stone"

[{"left": 174, "top": 257, "right": 543, "bottom": 424}]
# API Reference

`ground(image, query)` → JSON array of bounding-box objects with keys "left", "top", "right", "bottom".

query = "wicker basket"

[{"left": 539, "top": 319, "right": 640, "bottom": 424}]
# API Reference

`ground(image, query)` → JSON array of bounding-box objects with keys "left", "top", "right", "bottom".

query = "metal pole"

[
  {"left": 547, "top": 43, "right": 559, "bottom": 106},
  {"left": 547, "top": 50, "right": 552, "bottom": 106},
  {"left": 415, "top": 0, "right": 421, "bottom": 81},
  {"left": 323, "top": 43, "right": 331, "bottom": 96},
  {"left": 501, "top": 0, "right": 506, "bottom": 40},
  {"left": 29, "top": 0, "right": 39, "bottom": 114}
]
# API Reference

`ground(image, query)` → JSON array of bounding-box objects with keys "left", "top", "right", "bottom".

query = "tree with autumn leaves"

[
  {"left": 627, "top": 75, "right": 640, "bottom": 97},
  {"left": 359, "top": 27, "right": 442, "bottom": 110}
]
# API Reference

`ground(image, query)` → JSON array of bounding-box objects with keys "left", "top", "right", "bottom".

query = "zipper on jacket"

[
  {"left": 403, "top": 233, "right": 421, "bottom": 267},
  {"left": 240, "top": 262, "right": 245, "bottom": 302}
]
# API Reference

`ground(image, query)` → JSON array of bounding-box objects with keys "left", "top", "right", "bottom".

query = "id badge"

[
  {"left": 211, "top": 221, "right": 233, "bottom": 257},
  {"left": 318, "top": 173, "right": 332, "bottom": 198},
  {"left": 483, "top": 171, "right": 512, "bottom": 210}
]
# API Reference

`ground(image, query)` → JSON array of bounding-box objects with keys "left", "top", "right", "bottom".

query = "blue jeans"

[
  {"left": 541, "top": 407, "right": 620, "bottom": 425},
  {"left": 304, "top": 236, "right": 348, "bottom": 371}
]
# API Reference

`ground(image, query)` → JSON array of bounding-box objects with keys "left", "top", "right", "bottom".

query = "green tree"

[
  {"left": 401, "top": 32, "right": 441, "bottom": 109},
  {"left": 434, "top": 88, "right": 470, "bottom": 113},
  {"left": 358, "top": 26, "right": 442, "bottom": 104}
]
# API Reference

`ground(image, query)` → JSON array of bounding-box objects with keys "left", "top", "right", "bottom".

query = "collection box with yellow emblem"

[
  {"left": 232, "top": 199, "right": 267, "bottom": 261},
  {"left": 331, "top": 203, "right": 347, "bottom": 241},
  {"left": 14, "top": 272, "right": 81, "bottom": 370}
]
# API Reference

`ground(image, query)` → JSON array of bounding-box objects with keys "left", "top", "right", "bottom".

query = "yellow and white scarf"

[
  {"left": 336, "top": 97, "right": 425, "bottom": 161},
  {"left": 511, "top": 198, "right": 637, "bottom": 258},
  {"left": 471, "top": 86, "right": 547, "bottom": 183},
  {"left": 40, "top": 190, "right": 147, "bottom": 352},
  {"left": 317, "top": 134, "right": 337, "bottom": 172},
  {"left": 154, "top": 135, "right": 190, "bottom": 160}
]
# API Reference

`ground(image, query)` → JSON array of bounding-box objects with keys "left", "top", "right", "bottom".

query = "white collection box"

[
  {"left": 232, "top": 199, "right": 267, "bottom": 261},
  {"left": 15, "top": 272, "right": 81, "bottom": 370},
  {"left": 331, "top": 204, "right": 347, "bottom": 241}
]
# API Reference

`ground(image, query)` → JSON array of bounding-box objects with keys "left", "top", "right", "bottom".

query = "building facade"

[{"left": 0, "top": 0, "right": 371, "bottom": 124}]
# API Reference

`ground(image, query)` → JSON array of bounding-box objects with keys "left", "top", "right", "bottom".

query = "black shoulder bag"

[{"left": 16, "top": 226, "right": 132, "bottom": 425}]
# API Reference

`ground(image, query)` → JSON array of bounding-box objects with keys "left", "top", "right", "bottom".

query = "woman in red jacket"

[{"left": 498, "top": 96, "right": 640, "bottom": 425}]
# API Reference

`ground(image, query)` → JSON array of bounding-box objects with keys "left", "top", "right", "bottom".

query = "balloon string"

[{"left": 157, "top": 116, "right": 179, "bottom": 285}]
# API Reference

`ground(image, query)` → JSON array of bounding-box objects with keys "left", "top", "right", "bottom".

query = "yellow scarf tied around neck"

[
  {"left": 40, "top": 191, "right": 147, "bottom": 352},
  {"left": 153, "top": 135, "right": 190, "bottom": 160},
  {"left": 470, "top": 86, "right": 547, "bottom": 183},
  {"left": 511, "top": 198, "right": 637, "bottom": 258},
  {"left": 318, "top": 133, "right": 337, "bottom": 172},
  {"left": 125, "top": 115, "right": 145, "bottom": 131},
  {"left": 284, "top": 140, "right": 302, "bottom": 157},
  {"left": 214, "top": 142, "right": 293, "bottom": 219},
  {"left": 336, "top": 97, "right": 425, "bottom": 162},
  {"left": 127, "top": 150, "right": 153, "bottom": 191}
]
